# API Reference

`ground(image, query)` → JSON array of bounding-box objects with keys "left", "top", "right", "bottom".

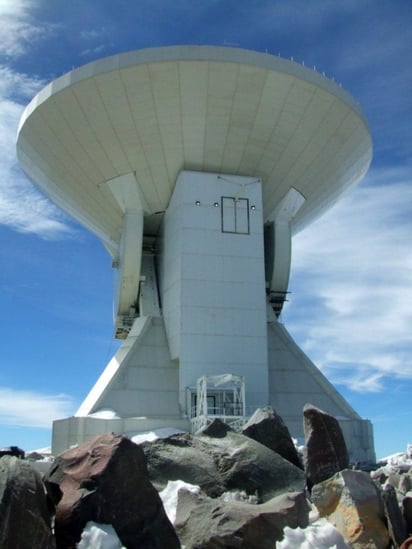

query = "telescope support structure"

[{"left": 53, "top": 171, "right": 375, "bottom": 462}]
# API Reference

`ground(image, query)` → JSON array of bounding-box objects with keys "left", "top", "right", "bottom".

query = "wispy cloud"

[
  {"left": 0, "top": 0, "right": 48, "bottom": 58},
  {"left": 0, "top": 387, "right": 76, "bottom": 428},
  {"left": 0, "top": 5, "right": 72, "bottom": 238},
  {"left": 80, "top": 43, "right": 109, "bottom": 58},
  {"left": 78, "top": 26, "right": 113, "bottom": 58},
  {"left": 285, "top": 166, "right": 412, "bottom": 392}
]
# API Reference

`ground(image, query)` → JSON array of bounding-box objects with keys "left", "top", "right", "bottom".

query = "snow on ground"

[
  {"left": 76, "top": 522, "right": 124, "bottom": 549},
  {"left": 221, "top": 490, "right": 259, "bottom": 504},
  {"left": 29, "top": 446, "right": 52, "bottom": 455},
  {"left": 87, "top": 409, "right": 120, "bottom": 419},
  {"left": 160, "top": 480, "right": 201, "bottom": 524},
  {"left": 39, "top": 439, "right": 412, "bottom": 548},
  {"left": 277, "top": 517, "right": 350, "bottom": 549},
  {"left": 379, "top": 443, "right": 412, "bottom": 473},
  {"left": 75, "top": 500, "right": 350, "bottom": 549},
  {"left": 130, "top": 427, "right": 184, "bottom": 444}
]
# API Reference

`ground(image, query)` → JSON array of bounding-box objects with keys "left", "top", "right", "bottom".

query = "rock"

[
  {"left": 303, "top": 403, "right": 349, "bottom": 487},
  {"left": 142, "top": 431, "right": 305, "bottom": 502},
  {"left": 26, "top": 451, "right": 46, "bottom": 461},
  {"left": 371, "top": 467, "right": 388, "bottom": 485},
  {"left": 175, "top": 490, "right": 310, "bottom": 548},
  {"left": 44, "top": 433, "right": 179, "bottom": 549},
  {"left": 404, "top": 494, "right": 412, "bottom": 535},
  {"left": 174, "top": 488, "right": 200, "bottom": 528},
  {"left": 0, "top": 445, "right": 25, "bottom": 458},
  {"left": 0, "top": 456, "right": 55, "bottom": 549},
  {"left": 143, "top": 432, "right": 226, "bottom": 497},
  {"left": 312, "top": 468, "right": 390, "bottom": 548},
  {"left": 382, "top": 484, "right": 408, "bottom": 547},
  {"left": 202, "top": 418, "right": 233, "bottom": 438},
  {"left": 242, "top": 406, "right": 302, "bottom": 469},
  {"left": 388, "top": 470, "right": 402, "bottom": 490},
  {"left": 400, "top": 475, "right": 412, "bottom": 495}
]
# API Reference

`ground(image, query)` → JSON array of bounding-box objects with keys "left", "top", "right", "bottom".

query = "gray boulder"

[
  {"left": 404, "top": 494, "right": 412, "bottom": 536},
  {"left": 45, "top": 433, "right": 179, "bottom": 549},
  {"left": 242, "top": 406, "right": 302, "bottom": 469},
  {"left": 202, "top": 417, "right": 233, "bottom": 438},
  {"left": 0, "top": 455, "right": 55, "bottom": 549},
  {"left": 399, "top": 475, "right": 412, "bottom": 495},
  {"left": 175, "top": 489, "right": 310, "bottom": 548},
  {"left": 382, "top": 484, "right": 408, "bottom": 547},
  {"left": 143, "top": 431, "right": 305, "bottom": 502},
  {"left": 303, "top": 403, "right": 349, "bottom": 487},
  {"left": 0, "top": 445, "right": 25, "bottom": 458}
]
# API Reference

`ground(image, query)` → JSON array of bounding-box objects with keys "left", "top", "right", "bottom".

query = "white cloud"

[
  {"left": 284, "top": 166, "right": 412, "bottom": 392},
  {"left": 80, "top": 44, "right": 108, "bottom": 58},
  {"left": 79, "top": 27, "right": 113, "bottom": 58},
  {"left": 0, "top": 0, "right": 46, "bottom": 58},
  {"left": 0, "top": 387, "right": 76, "bottom": 428},
  {"left": 0, "top": 2, "right": 73, "bottom": 238},
  {"left": 0, "top": 65, "right": 43, "bottom": 100},
  {"left": 0, "top": 67, "right": 72, "bottom": 238}
]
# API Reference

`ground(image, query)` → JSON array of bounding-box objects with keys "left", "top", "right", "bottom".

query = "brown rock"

[
  {"left": 176, "top": 490, "right": 310, "bottom": 548},
  {"left": 303, "top": 403, "right": 349, "bottom": 487},
  {"left": 312, "top": 468, "right": 390, "bottom": 548},
  {"left": 44, "top": 433, "right": 179, "bottom": 549},
  {"left": 242, "top": 406, "right": 302, "bottom": 469},
  {"left": 0, "top": 456, "right": 55, "bottom": 549}
]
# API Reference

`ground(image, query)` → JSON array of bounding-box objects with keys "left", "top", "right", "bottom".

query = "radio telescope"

[{"left": 17, "top": 46, "right": 374, "bottom": 460}]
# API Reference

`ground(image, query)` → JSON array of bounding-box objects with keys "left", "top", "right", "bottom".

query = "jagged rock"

[
  {"left": 388, "top": 470, "right": 402, "bottom": 490},
  {"left": 404, "top": 494, "right": 412, "bottom": 535},
  {"left": 399, "top": 475, "right": 412, "bottom": 495},
  {"left": 303, "top": 403, "right": 349, "bottom": 487},
  {"left": 312, "top": 468, "right": 390, "bottom": 548},
  {"left": 44, "top": 433, "right": 179, "bottom": 549},
  {"left": 142, "top": 431, "right": 305, "bottom": 502},
  {"left": 242, "top": 406, "right": 302, "bottom": 469},
  {"left": 143, "top": 433, "right": 225, "bottom": 497},
  {"left": 26, "top": 451, "right": 45, "bottom": 461},
  {"left": 0, "top": 445, "right": 25, "bottom": 458},
  {"left": 371, "top": 467, "right": 388, "bottom": 485},
  {"left": 0, "top": 456, "right": 55, "bottom": 549},
  {"left": 202, "top": 418, "right": 233, "bottom": 438},
  {"left": 382, "top": 484, "right": 408, "bottom": 547},
  {"left": 175, "top": 489, "right": 310, "bottom": 548}
]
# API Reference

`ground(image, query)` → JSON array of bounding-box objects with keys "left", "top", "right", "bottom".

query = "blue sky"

[{"left": 0, "top": 0, "right": 411, "bottom": 458}]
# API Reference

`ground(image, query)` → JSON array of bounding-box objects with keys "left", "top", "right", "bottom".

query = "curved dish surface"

[{"left": 17, "top": 46, "right": 372, "bottom": 247}]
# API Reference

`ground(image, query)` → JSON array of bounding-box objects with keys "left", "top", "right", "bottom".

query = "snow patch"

[
  {"left": 220, "top": 490, "right": 258, "bottom": 504},
  {"left": 77, "top": 522, "right": 124, "bottom": 549},
  {"left": 278, "top": 518, "right": 350, "bottom": 548},
  {"left": 88, "top": 409, "right": 120, "bottom": 419},
  {"left": 130, "top": 427, "right": 184, "bottom": 444},
  {"left": 379, "top": 443, "right": 412, "bottom": 472},
  {"left": 159, "top": 480, "right": 200, "bottom": 525}
]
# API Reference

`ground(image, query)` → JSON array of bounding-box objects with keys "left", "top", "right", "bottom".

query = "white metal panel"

[{"left": 17, "top": 46, "right": 372, "bottom": 250}]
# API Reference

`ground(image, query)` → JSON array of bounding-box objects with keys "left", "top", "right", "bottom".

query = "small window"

[{"left": 221, "top": 196, "right": 250, "bottom": 234}]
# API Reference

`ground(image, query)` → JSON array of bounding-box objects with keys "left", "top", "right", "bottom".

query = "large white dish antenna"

[{"left": 17, "top": 46, "right": 372, "bottom": 252}]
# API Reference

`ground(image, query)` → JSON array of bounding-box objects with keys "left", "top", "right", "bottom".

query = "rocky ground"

[{"left": 0, "top": 405, "right": 411, "bottom": 548}]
